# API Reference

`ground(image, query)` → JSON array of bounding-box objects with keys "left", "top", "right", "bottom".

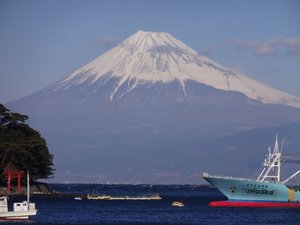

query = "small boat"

[
  {"left": 203, "top": 136, "right": 300, "bottom": 207},
  {"left": 74, "top": 197, "right": 82, "bottom": 200},
  {"left": 172, "top": 201, "right": 185, "bottom": 207},
  {"left": 0, "top": 172, "right": 37, "bottom": 220}
]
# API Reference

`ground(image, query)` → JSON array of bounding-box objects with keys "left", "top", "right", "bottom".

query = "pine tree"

[{"left": 0, "top": 103, "right": 54, "bottom": 185}]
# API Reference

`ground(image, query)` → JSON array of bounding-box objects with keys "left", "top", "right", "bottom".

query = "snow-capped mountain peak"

[{"left": 56, "top": 30, "right": 300, "bottom": 107}]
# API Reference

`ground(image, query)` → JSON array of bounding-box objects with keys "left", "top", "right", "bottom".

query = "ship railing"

[{"left": 203, "top": 173, "right": 256, "bottom": 182}]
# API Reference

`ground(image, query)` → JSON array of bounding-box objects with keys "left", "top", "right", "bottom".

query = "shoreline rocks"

[{"left": 0, "top": 182, "right": 52, "bottom": 195}]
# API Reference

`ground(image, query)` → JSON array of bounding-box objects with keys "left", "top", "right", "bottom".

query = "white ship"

[{"left": 0, "top": 172, "right": 37, "bottom": 220}]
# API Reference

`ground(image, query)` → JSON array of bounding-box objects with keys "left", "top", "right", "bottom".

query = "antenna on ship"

[
  {"left": 280, "top": 138, "right": 284, "bottom": 153},
  {"left": 274, "top": 135, "right": 279, "bottom": 154}
]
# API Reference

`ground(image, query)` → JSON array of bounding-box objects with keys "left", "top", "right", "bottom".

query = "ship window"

[{"left": 17, "top": 204, "right": 21, "bottom": 206}]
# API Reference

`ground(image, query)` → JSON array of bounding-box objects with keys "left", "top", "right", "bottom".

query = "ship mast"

[
  {"left": 257, "top": 136, "right": 282, "bottom": 182},
  {"left": 27, "top": 171, "right": 30, "bottom": 209}
]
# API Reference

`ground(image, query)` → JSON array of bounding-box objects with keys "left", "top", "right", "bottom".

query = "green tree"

[{"left": 0, "top": 103, "right": 54, "bottom": 185}]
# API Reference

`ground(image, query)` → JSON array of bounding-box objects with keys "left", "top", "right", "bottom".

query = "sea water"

[{"left": 4, "top": 184, "right": 300, "bottom": 225}]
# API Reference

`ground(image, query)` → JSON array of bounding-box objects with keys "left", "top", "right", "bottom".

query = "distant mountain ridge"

[{"left": 7, "top": 31, "right": 300, "bottom": 183}]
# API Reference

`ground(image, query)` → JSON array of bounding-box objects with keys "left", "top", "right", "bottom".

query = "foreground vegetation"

[{"left": 0, "top": 103, "right": 54, "bottom": 185}]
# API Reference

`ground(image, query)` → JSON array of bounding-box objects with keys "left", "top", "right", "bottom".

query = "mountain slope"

[{"left": 7, "top": 30, "right": 300, "bottom": 183}]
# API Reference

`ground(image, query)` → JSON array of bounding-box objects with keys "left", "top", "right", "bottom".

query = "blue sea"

[{"left": 4, "top": 184, "right": 300, "bottom": 225}]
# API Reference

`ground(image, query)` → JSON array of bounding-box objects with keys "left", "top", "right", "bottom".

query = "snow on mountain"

[{"left": 55, "top": 30, "right": 300, "bottom": 107}]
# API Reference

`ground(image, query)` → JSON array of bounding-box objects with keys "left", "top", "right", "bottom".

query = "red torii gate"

[{"left": 4, "top": 170, "right": 24, "bottom": 193}]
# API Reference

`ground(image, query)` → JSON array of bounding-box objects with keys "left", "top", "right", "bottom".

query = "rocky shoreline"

[{"left": 0, "top": 182, "right": 52, "bottom": 195}]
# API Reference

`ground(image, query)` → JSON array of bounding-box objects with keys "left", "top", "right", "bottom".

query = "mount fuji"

[
  {"left": 8, "top": 31, "right": 300, "bottom": 183},
  {"left": 56, "top": 30, "right": 299, "bottom": 106}
]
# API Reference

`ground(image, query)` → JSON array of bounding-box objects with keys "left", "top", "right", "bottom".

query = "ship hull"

[
  {"left": 0, "top": 210, "right": 37, "bottom": 220},
  {"left": 203, "top": 174, "right": 300, "bottom": 207},
  {"left": 209, "top": 201, "right": 300, "bottom": 208}
]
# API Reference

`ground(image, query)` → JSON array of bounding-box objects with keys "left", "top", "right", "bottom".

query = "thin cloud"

[
  {"left": 99, "top": 35, "right": 118, "bottom": 47},
  {"left": 231, "top": 37, "right": 300, "bottom": 57}
]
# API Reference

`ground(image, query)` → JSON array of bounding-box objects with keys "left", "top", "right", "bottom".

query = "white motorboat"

[{"left": 0, "top": 172, "right": 37, "bottom": 220}]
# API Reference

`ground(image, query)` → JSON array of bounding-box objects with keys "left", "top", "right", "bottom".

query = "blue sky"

[{"left": 1, "top": 0, "right": 300, "bottom": 103}]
